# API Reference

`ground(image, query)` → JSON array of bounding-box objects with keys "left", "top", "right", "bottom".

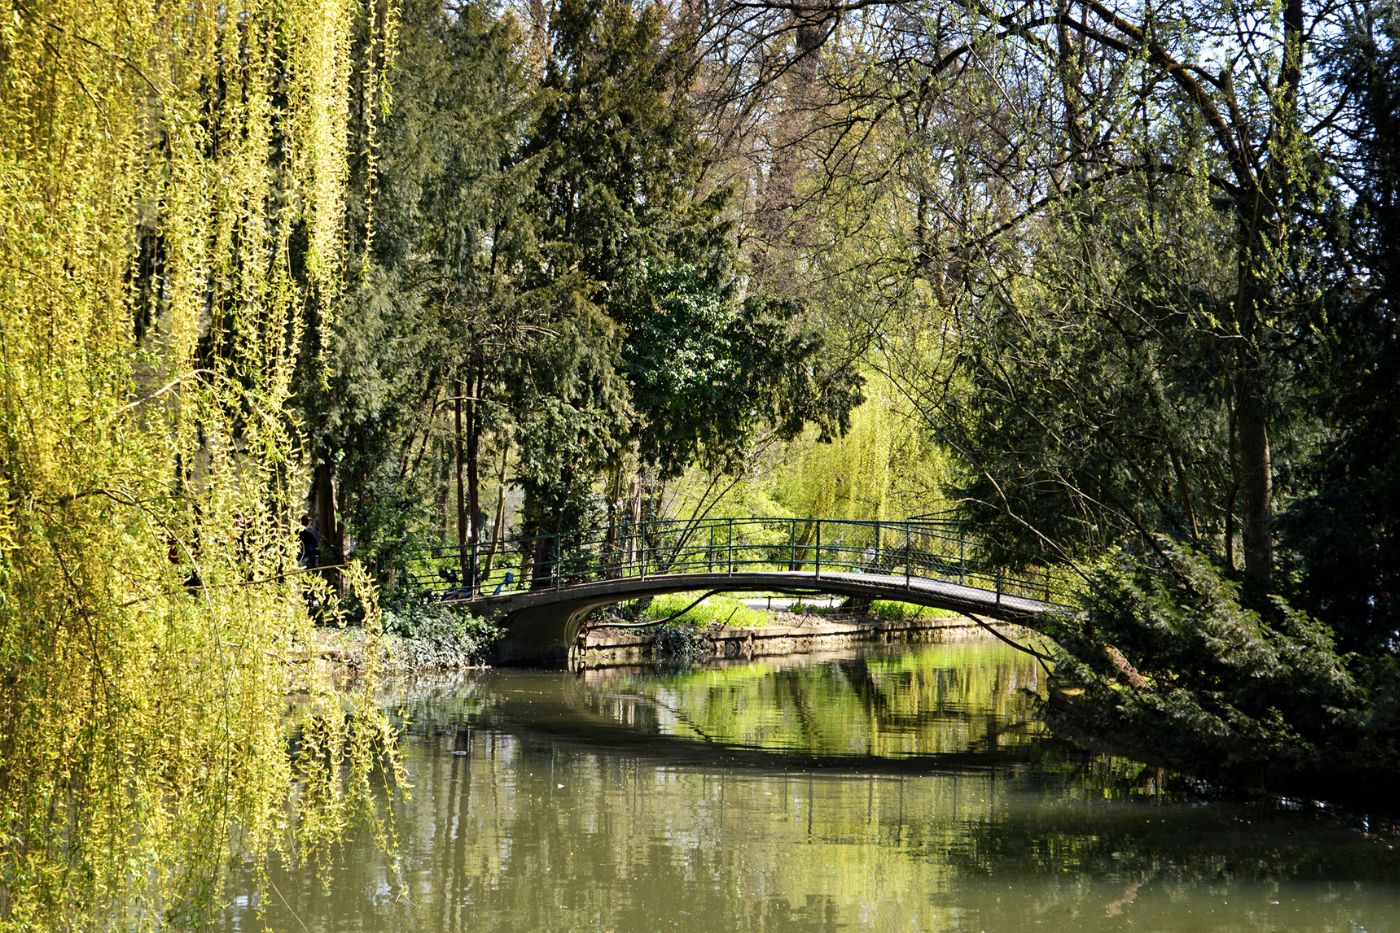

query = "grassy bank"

[{"left": 636, "top": 593, "right": 770, "bottom": 628}]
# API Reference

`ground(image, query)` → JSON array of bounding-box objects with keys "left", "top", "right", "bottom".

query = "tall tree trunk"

[
  {"left": 1236, "top": 366, "right": 1273, "bottom": 583},
  {"left": 483, "top": 444, "right": 509, "bottom": 580},
  {"left": 313, "top": 458, "right": 337, "bottom": 563},
  {"left": 312, "top": 456, "right": 340, "bottom": 593},
  {"left": 1056, "top": 1, "right": 1088, "bottom": 185},
  {"left": 1224, "top": 391, "right": 1238, "bottom": 571},
  {"left": 466, "top": 368, "right": 482, "bottom": 549},
  {"left": 530, "top": 524, "right": 553, "bottom": 589},
  {"left": 518, "top": 492, "right": 536, "bottom": 588},
  {"left": 1235, "top": 205, "right": 1274, "bottom": 585},
  {"left": 454, "top": 379, "right": 470, "bottom": 588},
  {"left": 1226, "top": 0, "right": 1302, "bottom": 587},
  {"left": 527, "top": 472, "right": 569, "bottom": 589},
  {"left": 437, "top": 453, "right": 451, "bottom": 543}
]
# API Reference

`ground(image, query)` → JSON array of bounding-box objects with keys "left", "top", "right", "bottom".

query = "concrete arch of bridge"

[{"left": 460, "top": 570, "right": 1055, "bottom": 666}]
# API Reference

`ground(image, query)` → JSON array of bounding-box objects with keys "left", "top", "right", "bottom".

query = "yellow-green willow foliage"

[
  {"left": 683, "top": 369, "right": 955, "bottom": 523},
  {"left": 0, "top": 0, "right": 401, "bottom": 928}
]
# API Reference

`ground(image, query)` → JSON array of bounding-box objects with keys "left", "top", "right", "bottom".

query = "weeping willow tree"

[
  {"left": 674, "top": 369, "right": 954, "bottom": 526},
  {"left": 0, "top": 0, "right": 402, "bottom": 927}
]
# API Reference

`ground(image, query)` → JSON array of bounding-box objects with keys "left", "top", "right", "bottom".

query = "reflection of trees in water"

[
  {"left": 585, "top": 643, "right": 1051, "bottom": 759},
  {"left": 228, "top": 720, "right": 1399, "bottom": 931},
  {"left": 224, "top": 655, "right": 1400, "bottom": 931},
  {"left": 949, "top": 801, "right": 1400, "bottom": 883},
  {"left": 936, "top": 792, "right": 1400, "bottom": 930}
]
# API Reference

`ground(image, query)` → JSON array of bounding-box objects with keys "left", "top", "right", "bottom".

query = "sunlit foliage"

[
  {"left": 0, "top": 0, "right": 401, "bottom": 926},
  {"left": 635, "top": 592, "right": 769, "bottom": 629},
  {"left": 672, "top": 370, "right": 954, "bottom": 525}
]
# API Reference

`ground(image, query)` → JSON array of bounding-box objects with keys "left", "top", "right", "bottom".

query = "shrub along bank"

[{"left": 1040, "top": 541, "right": 1400, "bottom": 809}]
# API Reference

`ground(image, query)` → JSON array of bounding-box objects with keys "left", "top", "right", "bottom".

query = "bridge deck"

[
  {"left": 408, "top": 516, "right": 1072, "bottom": 663},
  {"left": 455, "top": 569, "right": 1059, "bottom": 664},
  {"left": 457, "top": 569, "right": 1055, "bottom": 620}
]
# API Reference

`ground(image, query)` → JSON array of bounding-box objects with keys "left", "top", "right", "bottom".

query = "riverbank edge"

[
  {"left": 310, "top": 627, "right": 491, "bottom": 679},
  {"left": 309, "top": 613, "right": 1025, "bottom": 676}
]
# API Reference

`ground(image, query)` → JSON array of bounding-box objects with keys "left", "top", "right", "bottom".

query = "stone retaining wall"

[{"left": 576, "top": 615, "right": 993, "bottom": 667}]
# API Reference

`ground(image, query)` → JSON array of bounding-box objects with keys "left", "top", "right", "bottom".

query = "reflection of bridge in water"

[{"left": 409, "top": 517, "right": 1074, "bottom": 664}]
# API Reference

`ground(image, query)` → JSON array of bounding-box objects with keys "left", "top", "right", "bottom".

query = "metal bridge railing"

[{"left": 405, "top": 516, "right": 1075, "bottom": 608}]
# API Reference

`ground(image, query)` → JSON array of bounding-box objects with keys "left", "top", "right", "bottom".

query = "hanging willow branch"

[{"left": 0, "top": 0, "right": 403, "bottom": 927}]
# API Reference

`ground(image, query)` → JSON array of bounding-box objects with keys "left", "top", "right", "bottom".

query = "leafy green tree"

[
  {"left": 1281, "top": 7, "right": 1400, "bottom": 652},
  {"left": 515, "top": 0, "right": 860, "bottom": 572},
  {"left": 304, "top": 0, "right": 543, "bottom": 584},
  {"left": 622, "top": 261, "right": 859, "bottom": 479},
  {"left": 710, "top": 0, "right": 1347, "bottom": 585},
  {"left": 938, "top": 176, "right": 1242, "bottom": 570},
  {"left": 511, "top": 295, "right": 632, "bottom": 579},
  {"left": 1041, "top": 541, "right": 1398, "bottom": 803},
  {"left": 697, "top": 0, "right": 1400, "bottom": 795},
  {"left": 514, "top": 0, "right": 725, "bottom": 552}
]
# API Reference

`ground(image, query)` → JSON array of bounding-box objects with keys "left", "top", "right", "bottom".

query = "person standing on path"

[{"left": 298, "top": 514, "right": 321, "bottom": 569}]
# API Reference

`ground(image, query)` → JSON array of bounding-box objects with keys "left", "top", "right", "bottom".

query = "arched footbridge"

[{"left": 408, "top": 517, "right": 1075, "bottom": 664}]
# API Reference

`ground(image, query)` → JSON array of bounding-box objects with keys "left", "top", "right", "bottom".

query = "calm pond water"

[{"left": 224, "top": 640, "right": 1400, "bottom": 931}]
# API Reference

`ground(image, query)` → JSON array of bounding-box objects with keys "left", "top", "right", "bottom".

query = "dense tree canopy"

[{"left": 315, "top": 0, "right": 862, "bottom": 586}]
